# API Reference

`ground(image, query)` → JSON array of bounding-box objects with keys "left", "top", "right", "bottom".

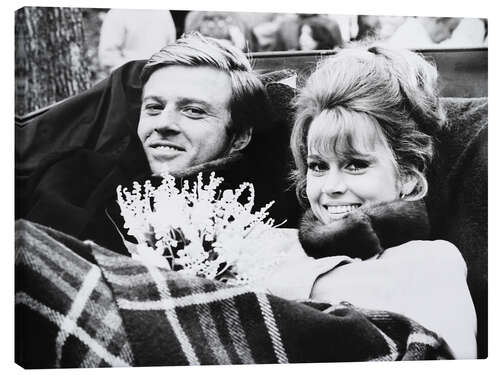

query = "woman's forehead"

[{"left": 307, "top": 110, "right": 382, "bottom": 157}]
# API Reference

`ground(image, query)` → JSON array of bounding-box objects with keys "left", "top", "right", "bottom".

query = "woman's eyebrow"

[
  {"left": 338, "top": 153, "right": 377, "bottom": 164},
  {"left": 306, "top": 154, "right": 323, "bottom": 161},
  {"left": 349, "top": 151, "right": 374, "bottom": 158}
]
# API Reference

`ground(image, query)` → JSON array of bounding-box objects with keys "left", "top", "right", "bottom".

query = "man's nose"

[
  {"left": 155, "top": 106, "right": 181, "bottom": 134},
  {"left": 321, "top": 169, "right": 347, "bottom": 195}
]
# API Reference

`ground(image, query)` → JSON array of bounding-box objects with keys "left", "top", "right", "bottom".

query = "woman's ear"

[
  {"left": 229, "top": 127, "right": 253, "bottom": 153},
  {"left": 400, "top": 173, "right": 419, "bottom": 198}
]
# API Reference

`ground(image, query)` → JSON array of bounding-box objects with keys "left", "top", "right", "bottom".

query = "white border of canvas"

[{"left": 2, "top": 0, "right": 496, "bottom": 374}]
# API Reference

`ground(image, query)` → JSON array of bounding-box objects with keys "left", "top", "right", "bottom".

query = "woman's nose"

[{"left": 321, "top": 169, "right": 347, "bottom": 195}]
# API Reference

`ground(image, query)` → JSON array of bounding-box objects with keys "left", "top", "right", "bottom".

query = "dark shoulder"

[
  {"left": 19, "top": 148, "right": 117, "bottom": 211},
  {"left": 34, "top": 148, "right": 116, "bottom": 181}
]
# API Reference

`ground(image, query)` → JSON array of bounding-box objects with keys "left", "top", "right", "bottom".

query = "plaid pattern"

[{"left": 15, "top": 220, "right": 453, "bottom": 368}]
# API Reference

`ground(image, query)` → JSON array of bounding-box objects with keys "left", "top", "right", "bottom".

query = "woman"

[{"left": 257, "top": 42, "right": 477, "bottom": 359}]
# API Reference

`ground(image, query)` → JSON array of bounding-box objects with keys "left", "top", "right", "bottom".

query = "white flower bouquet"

[{"left": 116, "top": 172, "right": 282, "bottom": 285}]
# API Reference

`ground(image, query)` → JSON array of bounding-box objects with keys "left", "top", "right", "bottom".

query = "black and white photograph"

[{"left": 11, "top": 0, "right": 490, "bottom": 371}]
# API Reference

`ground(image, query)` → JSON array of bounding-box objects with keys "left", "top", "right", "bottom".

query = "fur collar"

[{"left": 298, "top": 199, "right": 430, "bottom": 260}]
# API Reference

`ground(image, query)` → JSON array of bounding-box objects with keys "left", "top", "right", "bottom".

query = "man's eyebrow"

[
  {"left": 141, "top": 95, "right": 220, "bottom": 112},
  {"left": 142, "top": 95, "right": 164, "bottom": 103},
  {"left": 177, "top": 98, "right": 213, "bottom": 108}
]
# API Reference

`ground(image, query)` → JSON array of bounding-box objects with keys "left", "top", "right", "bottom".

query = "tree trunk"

[{"left": 15, "top": 7, "right": 91, "bottom": 116}]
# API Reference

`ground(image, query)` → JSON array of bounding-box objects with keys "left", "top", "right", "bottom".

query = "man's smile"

[{"left": 148, "top": 140, "right": 186, "bottom": 152}]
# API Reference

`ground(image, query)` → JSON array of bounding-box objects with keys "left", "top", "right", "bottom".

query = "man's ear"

[{"left": 229, "top": 127, "right": 253, "bottom": 153}]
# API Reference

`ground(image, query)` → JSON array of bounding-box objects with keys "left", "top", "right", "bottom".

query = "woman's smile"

[
  {"left": 319, "top": 203, "right": 362, "bottom": 221},
  {"left": 324, "top": 203, "right": 361, "bottom": 214}
]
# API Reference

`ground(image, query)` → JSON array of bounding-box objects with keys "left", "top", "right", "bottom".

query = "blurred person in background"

[
  {"left": 326, "top": 14, "right": 359, "bottom": 43},
  {"left": 236, "top": 12, "right": 280, "bottom": 51},
  {"left": 251, "top": 13, "right": 296, "bottom": 51},
  {"left": 251, "top": 13, "right": 354, "bottom": 52},
  {"left": 236, "top": 12, "right": 276, "bottom": 32},
  {"left": 356, "top": 15, "right": 406, "bottom": 41},
  {"left": 184, "top": 11, "right": 255, "bottom": 51},
  {"left": 439, "top": 18, "right": 487, "bottom": 47},
  {"left": 387, "top": 16, "right": 461, "bottom": 48},
  {"left": 298, "top": 16, "right": 344, "bottom": 51},
  {"left": 275, "top": 14, "right": 343, "bottom": 51},
  {"left": 98, "top": 9, "right": 176, "bottom": 74}
]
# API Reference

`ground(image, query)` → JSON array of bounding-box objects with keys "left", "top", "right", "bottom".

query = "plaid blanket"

[{"left": 15, "top": 220, "right": 453, "bottom": 368}]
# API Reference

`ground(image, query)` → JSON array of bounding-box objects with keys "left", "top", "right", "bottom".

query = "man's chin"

[{"left": 149, "top": 158, "right": 185, "bottom": 176}]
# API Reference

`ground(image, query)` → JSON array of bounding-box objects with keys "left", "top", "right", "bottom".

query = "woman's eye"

[
  {"left": 345, "top": 159, "right": 370, "bottom": 172},
  {"left": 307, "top": 161, "right": 327, "bottom": 173}
]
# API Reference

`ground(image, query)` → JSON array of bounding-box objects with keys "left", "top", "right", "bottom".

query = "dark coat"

[
  {"left": 17, "top": 132, "right": 301, "bottom": 256},
  {"left": 426, "top": 97, "right": 488, "bottom": 358}
]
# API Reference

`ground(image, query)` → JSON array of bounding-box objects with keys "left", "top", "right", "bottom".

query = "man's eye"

[
  {"left": 345, "top": 159, "right": 370, "bottom": 172},
  {"left": 143, "top": 103, "right": 163, "bottom": 115},
  {"left": 183, "top": 107, "right": 206, "bottom": 118}
]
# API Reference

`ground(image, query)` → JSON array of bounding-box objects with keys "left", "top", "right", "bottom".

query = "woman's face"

[{"left": 306, "top": 114, "right": 401, "bottom": 224}]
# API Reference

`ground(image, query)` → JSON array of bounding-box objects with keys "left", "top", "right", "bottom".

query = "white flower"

[
  {"left": 116, "top": 172, "right": 278, "bottom": 284},
  {"left": 132, "top": 243, "right": 172, "bottom": 270}
]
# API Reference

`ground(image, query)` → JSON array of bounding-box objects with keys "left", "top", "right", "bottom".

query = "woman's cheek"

[
  {"left": 307, "top": 181, "right": 328, "bottom": 223},
  {"left": 306, "top": 176, "right": 321, "bottom": 204}
]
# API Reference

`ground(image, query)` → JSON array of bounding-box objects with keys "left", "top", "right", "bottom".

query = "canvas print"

[{"left": 15, "top": 6, "right": 488, "bottom": 368}]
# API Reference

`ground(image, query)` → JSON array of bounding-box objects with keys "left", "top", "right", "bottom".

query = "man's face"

[{"left": 137, "top": 66, "right": 233, "bottom": 175}]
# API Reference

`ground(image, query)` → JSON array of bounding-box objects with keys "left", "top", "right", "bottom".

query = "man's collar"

[{"left": 170, "top": 151, "right": 245, "bottom": 179}]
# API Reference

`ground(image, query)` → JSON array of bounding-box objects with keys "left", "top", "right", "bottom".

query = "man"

[
  {"left": 17, "top": 33, "right": 299, "bottom": 255},
  {"left": 136, "top": 33, "right": 262, "bottom": 175}
]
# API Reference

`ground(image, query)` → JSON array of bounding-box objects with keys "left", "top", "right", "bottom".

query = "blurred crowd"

[{"left": 83, "top": 9, "right": 488, "bottom": 80}]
